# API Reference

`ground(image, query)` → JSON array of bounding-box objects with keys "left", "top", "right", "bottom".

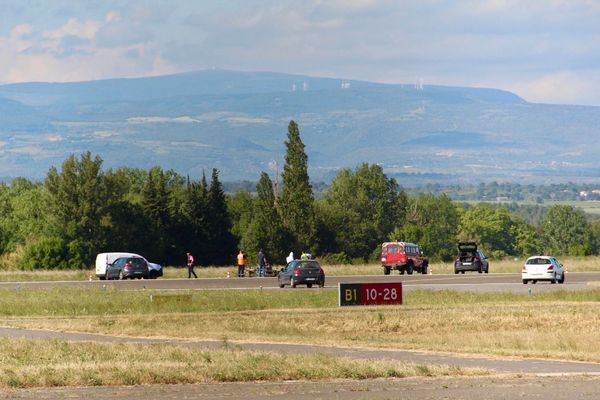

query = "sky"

[{"left": 1, "top": 0, "right": 600, "bottom": 106}]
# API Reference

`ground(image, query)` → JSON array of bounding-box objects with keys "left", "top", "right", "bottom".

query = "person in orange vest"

[
  {"left": 237, "top": 250, "right": 246, "bottom": 277},
  {"left": 187, "top": 252, "right": 197, "bottom": 278}
]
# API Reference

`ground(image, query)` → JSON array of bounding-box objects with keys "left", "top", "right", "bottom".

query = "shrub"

[{"left": 18, "top": 237, "right": 69, "bottom": 270}]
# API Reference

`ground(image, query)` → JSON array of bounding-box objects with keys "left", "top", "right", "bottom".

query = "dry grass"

[
  {"left": 6, "top": 288, "right": 600, "bottom": 364},
  {"left": 0, "top": 338, "right": 484, "bottom": 388}
]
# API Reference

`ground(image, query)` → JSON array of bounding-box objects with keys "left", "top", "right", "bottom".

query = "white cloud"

[
  {"left": 510, "top": 71, "right": 600, "bottom": 106},
  {"left": 1, "top": 1, "right": 600, "bottom": 105}
]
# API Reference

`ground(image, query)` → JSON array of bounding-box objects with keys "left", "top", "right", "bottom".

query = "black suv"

[{"left": 454, "top": 242, "right": 489, "bottom": 274}]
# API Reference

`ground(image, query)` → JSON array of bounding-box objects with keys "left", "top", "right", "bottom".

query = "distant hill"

[{"left": 0, "top": 69, "right": 598, "bottom": 184}]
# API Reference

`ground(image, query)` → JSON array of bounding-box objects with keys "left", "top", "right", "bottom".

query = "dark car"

[
  {"left": 278, "top": 260, "right": 325, "bottom": 288},
  {"left": 106, "top": 256, "right": 149, "bottom": 280},
  {"left": 454, "top": 242, "right": 489, "bottom": 274}
]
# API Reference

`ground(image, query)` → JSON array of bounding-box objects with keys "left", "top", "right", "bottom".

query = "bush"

[
  {"left": 18, "top": 237, "right": 69, "bottom": 270},
  {"left": 319, "top": 252, "right": 352, "bottom": 265}
]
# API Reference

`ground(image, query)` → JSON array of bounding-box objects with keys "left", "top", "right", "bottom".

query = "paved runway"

[{"left": 0, "top": 271, "right": 597, "bottom": 293}]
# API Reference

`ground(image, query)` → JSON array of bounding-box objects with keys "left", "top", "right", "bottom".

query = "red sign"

[{"left": 339, "top": 282, "right": 403, "bottom": 306}]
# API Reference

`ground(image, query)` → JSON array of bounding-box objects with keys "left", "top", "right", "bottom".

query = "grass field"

[
  {"left": 2, "top": 268, "right": 600, "bottom": 388},
  {"left": 4, "top": 287, "right": 600, "bottom": 363}
]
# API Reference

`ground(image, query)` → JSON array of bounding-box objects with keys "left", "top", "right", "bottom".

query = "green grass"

[{"left": 3, "top": 286, "right": 600, "bottom": 317}]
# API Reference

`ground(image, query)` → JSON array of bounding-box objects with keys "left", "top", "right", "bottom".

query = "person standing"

[
  {"left": 286, "top": 251, "right": 294, "bottom": 264},
  {"left": 258, "top": 248, "right": 266, "bottom": 277},
  {"left": 237, "top": 250, "right": 246, "bottom": 277},
  {"left": 187, "top": 252, "right": 197, "bottom": 278}
]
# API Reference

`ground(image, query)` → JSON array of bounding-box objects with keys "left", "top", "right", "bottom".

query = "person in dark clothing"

[
  {"left": 258, "top": 248, "right": 267, "bottom": 277},
  {"left": 187, "top": 252, "right": 197, "bottom": 278}
]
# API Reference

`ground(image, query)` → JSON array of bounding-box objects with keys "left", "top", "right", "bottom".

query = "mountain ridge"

[{"left": 0, "top": 69, "right": 597, "bottom": 184}]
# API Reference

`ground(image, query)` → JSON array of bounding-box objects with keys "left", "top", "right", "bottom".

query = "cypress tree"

[{"left": 279, "top": 120, "right": 316, "bottom": 253}]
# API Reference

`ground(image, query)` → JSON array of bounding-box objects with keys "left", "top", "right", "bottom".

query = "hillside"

[{"left": 0, "top": 69, "right": 599, "bottom": 183}]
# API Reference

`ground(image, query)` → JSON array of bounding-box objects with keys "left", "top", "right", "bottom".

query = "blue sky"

[{"left": 1, "top": 0, "right": 600, "bottom": 106}]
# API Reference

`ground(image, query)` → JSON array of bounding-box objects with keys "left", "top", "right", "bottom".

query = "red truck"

[{"left": 380, "top": 241, "right": 428, "bottom": 275}]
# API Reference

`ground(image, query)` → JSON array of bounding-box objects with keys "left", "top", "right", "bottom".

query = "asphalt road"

[{"left": 0, "top": 271, "right": 597, "bottom": 293}]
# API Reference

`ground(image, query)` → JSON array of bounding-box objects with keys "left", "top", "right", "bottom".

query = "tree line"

[{"left": 1, "top": 120, "right": 600, "bottom": 270}]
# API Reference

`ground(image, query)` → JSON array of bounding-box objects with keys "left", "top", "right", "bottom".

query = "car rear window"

[
  {"left": 299, "top": 261, "right": 320, "bottom": 268},
  {"left": 526, "top": 258, "right": 551, "bottom": 265}
]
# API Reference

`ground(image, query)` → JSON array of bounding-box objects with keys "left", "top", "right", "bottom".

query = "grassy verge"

[
  {"left": 4, "top": 288, "right": 600, "bottom": 363},
  {"left": 0, "top": 338, "right": 484, "bottom": 388}
]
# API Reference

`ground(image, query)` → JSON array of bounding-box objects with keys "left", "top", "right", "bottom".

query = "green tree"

[
  {"left": 541, "top": 205, "right": 592, "bottom": 255},
  {"left": 0, "top": 179, "right": 48, "bottom": 253},
  {"left": 322, "top": 163, "right": 405, "bottom": 260},
  {"left": 179, "top": 174, "right": 209, "bottom": 265},
  {"left": 391, "top": 194, "right": 458, "bottom": 261},
  {"left": 279, "top": 120, "right": 316, "bottom": 252},
  {"left": 205, "top": 168, "right": 235, "bottom": 265},
  {"left": 44, "top": 152, "right": 115, "bottom": 266},
  {"left": 511, "top": 217, "right": 542, "bottom": 256},
  {"left": 242, "top": 172, "right": 288, "bottom": 264},
  {"left": 458, "top": 203, "right": 515, "bottom": 257}
]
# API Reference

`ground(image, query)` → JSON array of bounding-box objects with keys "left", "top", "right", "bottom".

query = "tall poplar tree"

[{"left": 279, "top": 120, "right": 316, "bottom": 252}]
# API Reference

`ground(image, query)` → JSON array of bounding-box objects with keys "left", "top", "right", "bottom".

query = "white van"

[{"left": 95, "top": 252, "right": 163, "bottom": 280}]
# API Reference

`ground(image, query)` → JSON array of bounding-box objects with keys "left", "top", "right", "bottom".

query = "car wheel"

[
  {"left": 407, "top": 265, "right": 413, "bottom": 275},
  {"left": 558, "top": 273, "right": 565, "bottom": 284},
  {"left": 478, "top": 264, "right": 483, "bottom": 273},
  {"left": 399, "top": 269, "right": 405, "bottom": 275},
  {"left": 522, "top": 279, "right": 528, "bottom": 284},
  {"left": 318, "top": 280, "right": 325, "bottom": 288},
  {"left": 461, "top": 271, "right": 465, "bottom": 274},
  {"left": 279, "top": 283, "right": 285, "bottom": 288},
  {"left": 421, "top": 265, "right": 428, "bottom": 274},
  {"left": 119, "top": 270, "right": 124, "bottom": 280},
  {"left": 551, "top": 275, "right": 557, "bottom": 284},
  {"left": 384, "top": 266, "right": 391, "bottom": 275},
  {"left": 291, "top": 277, "right": 297, "bottom": 288},
  {"left": 485, "top": 266, "right": 489, "bottom": 274},
  {"left": 454, "top": 269, "right": 459, "bottom": 274},
  {"left": 307, "top": 283, "right": 313, "bottom": 288},
  {"left": 532, "top": 280, "right": 537, "bottom": 284}
]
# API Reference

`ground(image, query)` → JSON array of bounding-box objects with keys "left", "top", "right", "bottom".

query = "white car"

[
  {"left": 522, "top": 256, "right": 565, "bottom": 284},
  {"left": 95, "top": 252, "right": 163, "bottom": 280}
]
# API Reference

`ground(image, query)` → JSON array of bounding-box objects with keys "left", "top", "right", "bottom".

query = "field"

[
  {"left": 1, "top": 257, "right": 600, "bottom": 389},
  {"left": 2, "top": 284, "right": 600, "bottom": 388}
]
